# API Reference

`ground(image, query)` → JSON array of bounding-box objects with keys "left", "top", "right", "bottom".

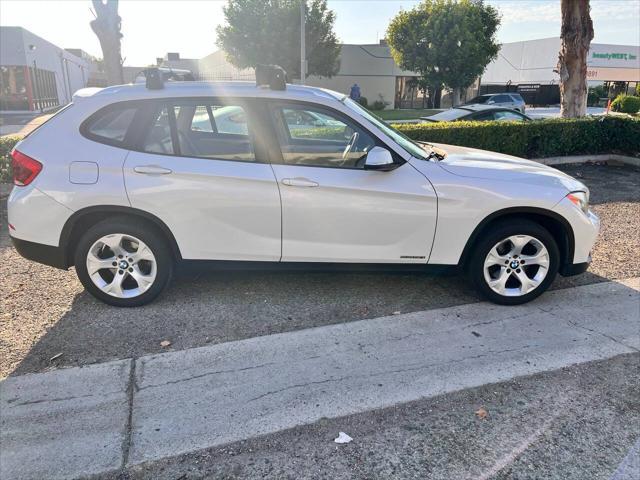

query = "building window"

[
  {"left": 29, "top": 66, "right": 59, "bottom": 111},
  {"left": 0, "top": 66, "right": 30, "bottom": 110}
]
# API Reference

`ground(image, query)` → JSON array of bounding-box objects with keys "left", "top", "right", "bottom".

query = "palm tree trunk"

[
  {"left": 557, "top": 0, "right": 593, "bottom": 118},
  {"left": 90, "top": 0, "right": 124, "bottom": 86}
]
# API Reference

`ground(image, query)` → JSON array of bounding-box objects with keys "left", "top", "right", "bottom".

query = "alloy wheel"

[
  {"left": 86, "top": 233, "right": 157, "bottom": 298},
  {"left": 483, "top": 234, "right": 550, "bottom": 297}
]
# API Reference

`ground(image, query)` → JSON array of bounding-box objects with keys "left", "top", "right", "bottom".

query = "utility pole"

[{"left": 300, "top": 1, "right": 306, "bottom": 84}]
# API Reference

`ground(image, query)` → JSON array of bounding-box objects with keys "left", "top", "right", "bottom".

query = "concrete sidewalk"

[{"left": 1, "top": 279, "right": 638, "bottom": 480}]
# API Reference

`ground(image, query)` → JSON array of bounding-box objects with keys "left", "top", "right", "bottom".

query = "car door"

[
  {"left": 123, "top": 98, "right": 281, "bottom": 261},
  {"left": 265, "top": 101, "right": 438, "bottom": 263}
]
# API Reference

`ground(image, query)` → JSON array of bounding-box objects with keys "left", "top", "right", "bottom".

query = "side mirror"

[
  {"left": 364, "top": 146, "right": 395, "bottom": 171},
  {"left": 487, "top": 100, "right": 495, "bottom": 104}
]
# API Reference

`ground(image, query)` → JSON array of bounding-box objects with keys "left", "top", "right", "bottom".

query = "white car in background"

[{"left": 7, "top": 70, "right": 599, "bottom": 307}]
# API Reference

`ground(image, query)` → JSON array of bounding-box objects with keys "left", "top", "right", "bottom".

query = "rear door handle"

[
  {"left": 281, "top": 177, "right": 319, "bottom": 187},
  {"left": 134, "top": 165, "right": 173, "bottom": 175}
]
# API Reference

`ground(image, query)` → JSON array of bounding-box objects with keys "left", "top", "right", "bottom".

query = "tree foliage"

[
  {"left": 216, "top": 0, "right": 340, "bottom": 79},
  {"left": 387, "top": 0, "right": 500, "bottom": 103}
]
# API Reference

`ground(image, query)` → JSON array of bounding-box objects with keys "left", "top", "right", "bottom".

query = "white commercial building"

[
  {"left": 0, "top": 27, "right": 91, "bottom": 112},
  {"left": 480, "top": 37, "right": 639, "bottom": 105}
]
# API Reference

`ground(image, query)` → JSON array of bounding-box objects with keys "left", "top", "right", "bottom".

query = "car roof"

[
  {"left": 422, "top": 105, "right": 527, "bottom": 121},
  {"left": 73, "top": 81, "right": 345, "bottom": 105},
  {"left": 456, "top": 104, "right": 507, "bottom": 112}
]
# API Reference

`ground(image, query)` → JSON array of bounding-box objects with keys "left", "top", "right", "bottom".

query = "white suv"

[{"left": 7, "top": 73, "right": 599, "bottom": 307}]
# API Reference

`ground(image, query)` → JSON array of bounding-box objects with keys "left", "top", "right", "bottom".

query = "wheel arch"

[
  {"left": 60, "top": 205, "right": 182, "bottom": 267},
  {"left": 459, "top": 207, "right": 575, "bottom": 270}
]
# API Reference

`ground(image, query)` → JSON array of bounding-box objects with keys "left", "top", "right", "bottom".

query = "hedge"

[
  {"left": 611, "top": 94, "right": 640, "bottom": 114},
  {"left": 394, "top": 116, "right": 640, "bottom": 159},
  {"left": 0, "top": 136, "right": 20, "bottom": 183}
]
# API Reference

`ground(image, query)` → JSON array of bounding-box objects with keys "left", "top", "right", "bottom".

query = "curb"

[{"left": 533, "top": 154, "right": 640, "bottom": 167}]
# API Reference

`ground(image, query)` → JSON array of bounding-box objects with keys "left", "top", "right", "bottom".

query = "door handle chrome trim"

[
  {"left": 134, "top": 165, "right": 173, "bottom": 175},
  {"left": 281, "top": 178, "right": 319, "bottom": 187}
]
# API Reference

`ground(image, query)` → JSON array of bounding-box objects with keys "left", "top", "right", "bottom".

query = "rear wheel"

[
  {"left": 74, "top": 217, "right": 173, "bottom": 307},
  {"left": 468, "top": 220, "right": 559, "bottom": 305}
]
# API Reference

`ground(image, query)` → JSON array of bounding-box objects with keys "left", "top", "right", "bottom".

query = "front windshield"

[{"left": 342, "top": 97, "right": 431, "bottom": 160}]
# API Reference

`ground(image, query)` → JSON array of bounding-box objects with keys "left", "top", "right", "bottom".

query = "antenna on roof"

[{"left": 255, "top": 65, "right": 287, "bottom": 91}]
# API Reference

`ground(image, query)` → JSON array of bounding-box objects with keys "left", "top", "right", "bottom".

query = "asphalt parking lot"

[{"left": 1, "top": 162, "right": 639, "bottom": 480}]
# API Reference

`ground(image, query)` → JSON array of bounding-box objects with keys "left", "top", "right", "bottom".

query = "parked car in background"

[
  {"left": 465, "top": 93, "right": 526, "bottom": 113},
  {"left": 8, "top": 69, "right": 598, "bottom": 307},
  {"left": 422, "top": 105, "right": 532, "bottom": 123}
]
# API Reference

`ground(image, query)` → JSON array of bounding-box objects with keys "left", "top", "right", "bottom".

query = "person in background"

[{"left": 349, "top": 83, "right": 361, "bottom": 101}]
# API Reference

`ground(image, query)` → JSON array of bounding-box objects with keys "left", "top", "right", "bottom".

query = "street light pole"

[{"left": 300, "top": 2, "right": 306, "bottom": 85}]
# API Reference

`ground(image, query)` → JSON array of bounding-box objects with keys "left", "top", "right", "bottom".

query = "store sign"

[
  {"left": 592, "top": 52, "right": 637, "bottom": 61},
  {"left": 517, "top": 84, "right": 540, "bottom": 93}
]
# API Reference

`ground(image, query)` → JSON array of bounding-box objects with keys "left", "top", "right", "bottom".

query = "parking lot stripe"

[
  {"left": 128, "top": 278, "right": 639, "bottom": 465},
  {"left": 0, "top": 359, "right": 131, "bottom": 480}
]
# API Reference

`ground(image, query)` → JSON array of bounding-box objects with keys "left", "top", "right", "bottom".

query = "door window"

[
  {"left": 493, "top": 111, "right": 526, "bottom": 122},
  {"left": 142, "top": 101, "right": 255, "bottom": 162},
  {"left": 142, "top": 106, "right": 174, "bottom": 154},
  {"left": 493, "top": 95, "right": 512, "bottom": 103},
  {"left": 273, "top": 105, "right": 376, "bottom": 168},
  {"left": 470, "top": 111, "right": 496, "bottom": 121}
]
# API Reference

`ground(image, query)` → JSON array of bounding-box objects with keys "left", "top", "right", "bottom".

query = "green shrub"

[
  {"left": 369, "top": 95, "right": 390, "bottom": 111},
  {"left": 0, "top": 136, "right": 21, "bottom": 183},
  {"left": 357, "top": 96, "right": 368, "bottom": 108},
  {"left": 394, "top": 116, "right": 640, "bottom": 159},
  {"left": 611, "top": 94, "right": 640, "bottom": 114}
]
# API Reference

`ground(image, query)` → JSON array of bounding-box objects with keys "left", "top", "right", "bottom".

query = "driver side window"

[{"left": 273, "top": 104, "right": 375, "bottom": 168}]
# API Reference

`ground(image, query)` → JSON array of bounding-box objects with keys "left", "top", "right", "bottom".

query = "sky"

[{"left": 1, "top": 0, "right": 639, "bottom": 66}]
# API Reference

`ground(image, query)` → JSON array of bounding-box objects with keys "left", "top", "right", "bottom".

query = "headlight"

[{"left": 567, "top": 191, "right": 589, "bottom": 214}]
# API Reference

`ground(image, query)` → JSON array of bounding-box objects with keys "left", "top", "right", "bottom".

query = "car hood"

[{"left": 430, "top": 143, "right": 587, "bottom": 192}]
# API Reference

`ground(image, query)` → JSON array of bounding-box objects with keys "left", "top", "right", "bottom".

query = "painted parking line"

[{"left": 1, "top": 279, "right": 638, "bottom": 479}]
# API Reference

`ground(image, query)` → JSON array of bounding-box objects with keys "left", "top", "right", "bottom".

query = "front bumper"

[{"left": 11, "top": 236, "right": 68, "bottom": 270}]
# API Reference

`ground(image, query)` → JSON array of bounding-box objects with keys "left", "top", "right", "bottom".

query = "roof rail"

[
  {"left": 136, "top": 67, "right": 195, "bottom": 89},
  {"left": 255, "top": 64, "right": 287, "bottom": 91}
]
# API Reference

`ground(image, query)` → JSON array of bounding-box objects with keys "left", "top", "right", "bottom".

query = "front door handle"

[
  {"left": 281, "top": 177, "right": 319, "bottom": 187},
  {"left": 134, "top": 165, "right": 173, "bottom": 175}
]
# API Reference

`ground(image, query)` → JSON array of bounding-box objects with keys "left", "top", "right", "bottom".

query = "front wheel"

[
  {"left": 74, "top": 217, "right": 173, "bottom": 307},
  {"left": 468, "top": 221, "right": 560, "bottom": 305}
]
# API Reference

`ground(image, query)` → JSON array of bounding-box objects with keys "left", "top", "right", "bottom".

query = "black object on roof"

[
  {"left": 256, "top": 64, "right": 287, "bottom": 91},
  {"left": 139, "top": 67, "right": 195, "bottom": 89}
]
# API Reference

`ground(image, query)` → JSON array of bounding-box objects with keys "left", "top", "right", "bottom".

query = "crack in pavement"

[{"left": 246, "top": 345, "right": 536, "bottom": 403}]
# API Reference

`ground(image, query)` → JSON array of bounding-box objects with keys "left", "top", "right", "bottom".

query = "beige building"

[
  {"left": 306, "top": 43, "right": 421, "bottom": 109},
  {"left": 157, "top": 43, "right": 422, "bottom": 110}
]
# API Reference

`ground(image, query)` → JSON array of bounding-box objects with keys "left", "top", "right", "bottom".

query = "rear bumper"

[{"left": 11, "top": 236, "right": 68, "bottom": 270}]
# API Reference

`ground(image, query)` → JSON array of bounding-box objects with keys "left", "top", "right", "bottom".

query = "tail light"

[{"left": 11, "top": 149, "right": 42, "bottom": 186}]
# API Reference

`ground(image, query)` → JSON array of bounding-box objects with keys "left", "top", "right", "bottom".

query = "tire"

[
  {"left": 467, "top": 220, "right": 560, "bottom": 305},
  {"left": 73, "top": 216, "right": 174, "bottom": 307}
]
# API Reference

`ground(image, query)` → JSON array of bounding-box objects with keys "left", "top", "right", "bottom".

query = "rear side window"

[
  {"left": 493, "top": 95, "right": 512, "bottom": 103},
  {"left": 510, "top": 94, "right": 524, "bottom": 102},
  {"left": 85, "top": 106, "right": 137, "bottom": 143}
]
